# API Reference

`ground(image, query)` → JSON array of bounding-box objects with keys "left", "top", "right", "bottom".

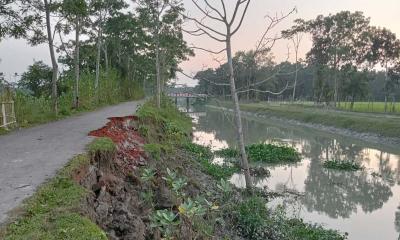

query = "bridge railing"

[{"left": 1, "top": 101, "right": 16, "bottom": 129}]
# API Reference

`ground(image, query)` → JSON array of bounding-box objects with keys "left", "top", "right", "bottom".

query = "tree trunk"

[
  {"left": 44, "top": 0, "right": 58, "bottom": 115},
  {"left": 384, "top": 64, "right": 389, "bottom": 113},
  {"left": 226, "top": 35, "right": 252, "bottom": 189},
  {"left": 74, "top": 17, "right": 80, "bottom": 109},
  {"left": 103, "top": 44, "right": 109, "bottom": 74},
  {"left": 292, "top": 54, "right": 298, "bottom": 102},
  {"left": 155, "top": 29, "right": 161, "bottom": 108},
  {"left": 95, "top": 13, "right": 102, "bottom": 90}
]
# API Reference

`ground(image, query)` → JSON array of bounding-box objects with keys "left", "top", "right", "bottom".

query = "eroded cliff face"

[{"left": 73, "top": 116, "right": 233, "bottom": 240}]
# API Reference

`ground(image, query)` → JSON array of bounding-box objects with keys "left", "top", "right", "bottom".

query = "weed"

[
  {"left": 323, "top": 160, "right": 363, "bottom": 171},
  {"left": 141, "top": 168, "right": 156, "bottom": 182},
  {"left": 246, "top": 143, "right": 300, "bottom": 163},
  {"left": 215, "top": 148, "right": 239, "bottom": 158},
  {"left": 150, "top": 209, "right": 180, "bottom": 240}
]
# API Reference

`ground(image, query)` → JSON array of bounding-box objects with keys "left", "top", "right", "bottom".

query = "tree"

[
  {"left": 18, "top": 61, "right": 53, "bottom": 97},
  {"left": 184, "top": 0, "right": 255, "bottom": 189},
  {"left": 368, "top": 27, "right": 400, "bottom": 112},
  {"left": 340, "top": 64, "right": 369, "bottom": 109},
  {"left": 137, "top": 0, "right": 191, "bottom": 108},
  {"left": 59, "top": 0, "right": 89, "bottom": 108},
  {"left": 291, "top": 11, "right": 371, "bottom": 106}
]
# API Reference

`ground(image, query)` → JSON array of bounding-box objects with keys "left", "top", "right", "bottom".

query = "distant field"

[
  {"left": 215, "top": 101, "right": 400, "bottom": 139},
  {"left": 336, "top": 102, "right": 400, "bottom": 114},
  {"left": 262, "top": 101, "right": 400, "bottom": 114}
]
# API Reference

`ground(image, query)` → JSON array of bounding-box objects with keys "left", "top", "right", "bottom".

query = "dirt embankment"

[{"left": 71, "top": 116, "right": 237, "bottom": 240}]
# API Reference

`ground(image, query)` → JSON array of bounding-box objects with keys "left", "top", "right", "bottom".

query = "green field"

[{"left": 337, "top": 101, "right": 400, "bottom": 114}]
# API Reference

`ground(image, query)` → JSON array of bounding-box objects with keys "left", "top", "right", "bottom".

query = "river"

[{"left": 186, "top": 105, "right": 400, "bottom": 240}]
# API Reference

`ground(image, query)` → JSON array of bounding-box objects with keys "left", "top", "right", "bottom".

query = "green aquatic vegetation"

[
  {"left": 184, "top": 142, "right": 213, "bottom": 159},
  {"left": 214, "top": 148, "right": 239, "bottom": 158},
  {"left": 245, "top": 143, "right": 300, "bottom": 163},
  {"left": 323, "top": 160, "right": 363, "bottom": 171}
]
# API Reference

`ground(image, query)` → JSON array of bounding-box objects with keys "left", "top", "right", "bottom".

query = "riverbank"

[
  {"left": 211, "top": 101, "right": 400, "bottom": 146},
  {"left": 1, "top": 99, "right": 347, "bottom": 239}
]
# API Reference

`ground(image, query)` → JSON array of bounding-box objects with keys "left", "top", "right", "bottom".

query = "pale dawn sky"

[{"left": 0, "top": 0, "right": 399, "bottom": 86}]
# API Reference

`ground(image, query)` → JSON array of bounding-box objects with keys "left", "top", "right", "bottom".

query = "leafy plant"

[
  {"left": 141, "top": 168, "right": 156, "bottom": 182},
  {"left": 150, "top": 209, "right": 180, "bottom": 240},
  {"left": 163, "top": 168, "right": 187, "bottom": 197},
  {"left": 217, "top": 178, "right": 233, "bottom": 200},
  {"left": 215, "top": 148, "right": 239, "bottom": 158},
  {"left": 178, "top": 198, "right": 207, "bottom": 219}
]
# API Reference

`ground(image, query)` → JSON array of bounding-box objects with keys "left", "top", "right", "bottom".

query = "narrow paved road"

[{"left": 0, "top": 101, "right": 141, "bottom": 224}]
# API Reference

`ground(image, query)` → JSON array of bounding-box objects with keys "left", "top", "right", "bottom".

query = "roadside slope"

[{"left": 0, "top": 100, "right": 141, "bottom": 224}]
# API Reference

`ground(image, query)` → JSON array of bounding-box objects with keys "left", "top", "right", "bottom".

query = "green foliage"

[
  {"left": 232, "top": 197, "right": 346, "bottom": 240},
  {"left": 87, "top": 137, "right": 116, "bottom": 153},
  {"left": 245, "top": 143, "right": 301, "bottom": 163},
  {"left": 14, "top": 70, "right": 144, "bottom": 127},
  {"left": 18, "top": 61, "right": 54, "bottom": 98},
  {"left": 3, "top": 155, "right": 107, "bottom": 240},
  {"left": 184, "top": 143, "right": 239, "bottom": 180},
  {"left": 178, "top": 198, "right": 207, "bottom": 219},
  {"left": 138, "top": 97, "right": 192, "bottom": 142},
  {"left": 143, "top": 143, "right": 163, "bottom": 160},
  {"left": 150, "top": 209, "right": 180, "bottom": 240},
  {"left": 141, "top": 168, "right": 156, "bottom": 182},
  {"left": 323, "top": 160, "right": 363, "bottom": 171},
  {"left": 163, "top": 168, "right": 187, "bottom": 198},
  {"left": 215, "top": 148, "right": 239, "bottom": 158}
]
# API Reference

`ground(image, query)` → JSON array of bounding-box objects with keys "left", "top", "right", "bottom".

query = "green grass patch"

[
  {"left": 232, "top": 196, "right": 346, "bottom": 240},
  {"left": 87, "top": 137, "right": 116, "bottom": 153},
  {"left": 1, "top": 154, "right": 107, "bottom": 240},
  {"left": 184, "top": 143, "right": 239, "bottom": 180},
  {"left": 323, "top": 160, "right": 363, "bottom": 171}
]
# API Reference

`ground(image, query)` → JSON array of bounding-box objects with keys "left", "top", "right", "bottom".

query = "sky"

[{"left": 0, "top": 0, "right": 399, "bottom": 86}]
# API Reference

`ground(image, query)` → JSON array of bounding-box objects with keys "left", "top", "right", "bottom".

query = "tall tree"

[
  {"left": 60, "top": 0, "right": 89, "bottom": 108},
  {"left": 368, "top": 27, "right": 400, "bottom": 112}
]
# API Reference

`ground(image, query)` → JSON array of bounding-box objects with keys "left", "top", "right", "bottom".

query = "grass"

[
  {"left": 217, "top": 101, "right": 400, "bottom": 139},
  {"left": 323, "top": 160, "right": 363, "bottom": 171},
  {"left": 215, "top": 143, "right": 301, "bottom": 164},
  {"left": 337, "top": 101, "right": 400, "bottom": 114},
  {"left": 87, "top": 137, "right": 116, "bottom": 153},
  {"left": 1, "top": 154, "right": 107, "bottom": 240}
]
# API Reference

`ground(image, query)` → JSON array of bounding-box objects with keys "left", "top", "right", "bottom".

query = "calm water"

[{"left": 189, "top": 106, "right": 400, "bottom": 240}]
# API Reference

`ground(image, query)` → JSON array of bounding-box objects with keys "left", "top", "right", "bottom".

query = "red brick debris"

[{"left": 88, "top": 116, "right": 147, "bottom": 173}]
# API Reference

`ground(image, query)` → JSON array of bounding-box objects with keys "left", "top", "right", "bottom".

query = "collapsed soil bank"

[{"left": 77, "top": 115, "right": 239, "bottom": 239}]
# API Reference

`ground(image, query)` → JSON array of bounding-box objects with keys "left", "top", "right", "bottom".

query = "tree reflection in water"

[{"left": 193, "top": 107, "right": 400, "bottom": 229}]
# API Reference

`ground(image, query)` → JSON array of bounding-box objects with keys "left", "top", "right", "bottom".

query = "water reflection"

[{"left": 190, "top": 106, "right": 400, "bottom": 240}]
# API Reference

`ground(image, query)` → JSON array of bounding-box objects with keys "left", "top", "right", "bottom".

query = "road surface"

[{"left": 0, "top": 101, "right": 141, "bottom": 224}]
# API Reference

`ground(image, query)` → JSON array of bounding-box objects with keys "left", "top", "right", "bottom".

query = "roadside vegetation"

[
  {"left": 323, "top": 160, "right": 363, "bottom": 171},
  {"left": 0, "top": 154, "right": 107, "bottom": 240}
]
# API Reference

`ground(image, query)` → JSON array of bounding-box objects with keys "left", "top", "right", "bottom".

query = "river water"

[{"left": 188, "top": 105, "right": 400, "bottom": 240}]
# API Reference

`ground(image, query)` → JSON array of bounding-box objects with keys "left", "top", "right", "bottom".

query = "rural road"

[{"left": 0, "top": 100, "right": 141, "bottom": 224}]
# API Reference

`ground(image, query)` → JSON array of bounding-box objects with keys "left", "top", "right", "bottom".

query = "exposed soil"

[{"left": 72, "top": 116, "right": 240, "bottom": 239}]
